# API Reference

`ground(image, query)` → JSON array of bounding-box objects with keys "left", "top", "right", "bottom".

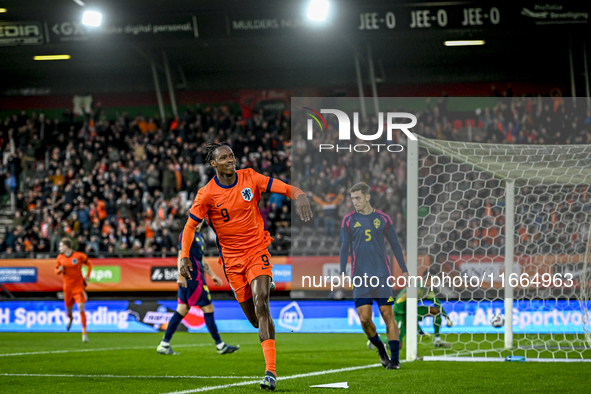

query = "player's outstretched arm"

[
  {"left": 176, "top": 251, "right": 187, "bottom": 287},
  {"left": 55, "top": 260, "right": 63, "bottom": 275},
  {"left": 202, "top": 260, "right": 222, "bottom": 286},
  {"left": 262, "top": 174, "right": 312, "bottom": 222},
  {"left": 83, "top": 256, "right": 93, "bottom": 281},
  {"left": 179, "top": 218, "right": 199, "bottom": 280},
  {"left": 430, "top": 293, "right": 451, "bottom": 322},
  {"left": 339, "top": 222, "right": 351, "bottom": 276},
  {"left": 180, "top": 189, "right": 210, "bottom": 280}
]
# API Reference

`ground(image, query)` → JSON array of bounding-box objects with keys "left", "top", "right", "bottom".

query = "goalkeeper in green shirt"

[{"left": 392, "top": 282, "right": 453, "bottom": 349}]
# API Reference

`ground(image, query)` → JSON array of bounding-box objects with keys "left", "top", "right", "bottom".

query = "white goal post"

[{"left": 406, "top": 136, "right": 591, "bottom": 361}]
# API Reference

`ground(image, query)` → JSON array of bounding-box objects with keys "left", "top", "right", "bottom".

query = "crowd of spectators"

[
  {"left": 0, "top": 92, "right": 589, "bottom": 258},
  {"left": 0, "top": 106, "right": 292, "bottom": 257},
  {"left": 477, "top": 89, "right": 591, "bottom": 145}
]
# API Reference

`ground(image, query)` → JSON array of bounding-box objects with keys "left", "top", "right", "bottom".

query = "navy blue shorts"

[
  {"left": 178, "top": 280, "right": 212, "bottom": 307},
  {"left": 354, "top": 297, "right": 395, "bottom": 308},
  {"left": 352, "top": 278, "right": 393, "bottom": 307}
]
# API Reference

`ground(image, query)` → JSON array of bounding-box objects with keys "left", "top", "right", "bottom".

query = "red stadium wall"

[
  {"left": 0, "top": 82, "right": 566, "bottom": 112},
  {"left": 0, "top": 257, "right": 289, "bottom": 292}
]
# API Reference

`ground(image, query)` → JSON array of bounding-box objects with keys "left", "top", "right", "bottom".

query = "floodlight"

[
  {"left": 307, "top": 0, "right": 329, "bottom": 22},
  {"left": 82, "top": 10, "right": 102, "bottom": 27}
]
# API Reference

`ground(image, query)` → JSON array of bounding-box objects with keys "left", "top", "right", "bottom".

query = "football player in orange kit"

[
  {"left": 180, "top": 142, "right": 312, "bottom": 391},
  {"left": 55, "top": 238, "right": 93, "bottom": 342}
]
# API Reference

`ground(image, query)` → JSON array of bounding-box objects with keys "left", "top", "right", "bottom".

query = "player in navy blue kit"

[
  {"left": 157, "top": 221, "right": 239, "bottom": 355},
  {"left": 340, "top": 182, "right": 408, "bottom": 370}
]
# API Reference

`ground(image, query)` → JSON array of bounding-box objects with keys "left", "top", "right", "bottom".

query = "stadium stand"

[
  {"left": 0, "top": 93, "right": 589, "bottom": 259},
  {"left": 0, "top": 106, "right": 291, "bottom": 257}
]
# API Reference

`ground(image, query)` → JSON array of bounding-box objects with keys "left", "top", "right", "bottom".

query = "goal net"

[{"left": 407, "top": 136, "right": 591, "bottom": 361}]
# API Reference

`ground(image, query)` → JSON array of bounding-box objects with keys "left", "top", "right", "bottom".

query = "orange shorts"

[
  {"left": 223, "top": 248, "right": 273, "bottom": 303},
  {"left": 64, "top": 289, "right": 87, "bottom": 308}
]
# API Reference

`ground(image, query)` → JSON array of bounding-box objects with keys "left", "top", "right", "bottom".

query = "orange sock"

[
  {"left": 81, "top": 312, "right": 87, "bottom": 334},
  {"left": 261, "top": 339, "right": 276, "bottom": 376}
]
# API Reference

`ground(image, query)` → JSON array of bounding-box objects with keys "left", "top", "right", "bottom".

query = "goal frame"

[{"left": 406, "top": 136, "right": 591, "bottom": 362}]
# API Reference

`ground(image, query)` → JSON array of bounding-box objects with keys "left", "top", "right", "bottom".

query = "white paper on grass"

[{"left": 310, "top": 382, "right": 349, "bottom": 388}]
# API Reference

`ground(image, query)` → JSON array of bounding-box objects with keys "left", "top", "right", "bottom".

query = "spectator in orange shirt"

[
  {"left": 145, "top": 219, "right": 154, "bottom": 239},
  {"left": 94, "top": 197, "right": 107, "bottom": 221},
  {"left": 55, "top": 238, "right": 92, "bottom": 343},
  {"left": 311, "top": 190, "right": 343, "bottom": 236},
  {"left": 146, "top": 118, "right": 158, "bottom": 133},
  {"left": 136, "top": 116, "right": 149, "bottom": 134},
  {"left": 49, "top": 169, "right": 65, "bottom": 188}
]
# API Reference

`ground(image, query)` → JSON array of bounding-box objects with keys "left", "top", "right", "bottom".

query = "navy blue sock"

[
  {"left": 164, "top": 311, "right": 184, "bottom": 343},
  {"left": 389, "top": 340, "right": 400, "bottom": 363},
  {"left": 204, "top": 312, "right": 222, "bottom": 345},
  {"left": 368, "top": 334, "right": 382, "bottom": 349}
]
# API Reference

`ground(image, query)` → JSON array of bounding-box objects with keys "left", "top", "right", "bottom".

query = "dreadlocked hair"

[{"left": 204, "top": 142, "right": 231, "bottom": 167}]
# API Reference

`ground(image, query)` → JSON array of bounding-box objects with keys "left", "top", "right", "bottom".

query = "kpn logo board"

[
  {"left": 303, "top": 107, "right": 417, "bottom": 152},
  {"left": 82, "top": 266, "right": 120, "bottom": 283}
]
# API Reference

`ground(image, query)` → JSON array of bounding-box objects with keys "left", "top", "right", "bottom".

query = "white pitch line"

[
  {"left": 161, "top": 362, "right": 391, "bottom": 394},
  {"left": 161, "top": 379, "right": 260, "bottom": 394},
  {"left": 0, "top": 373, "right": 260, "bottom": 379},
  {"left": 0, "top": 343, "right": 212, "bottom": 357}
]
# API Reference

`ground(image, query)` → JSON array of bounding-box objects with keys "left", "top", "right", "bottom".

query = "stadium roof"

[{"left": 0, "top": 1, "right": 588, "bottom": 94}]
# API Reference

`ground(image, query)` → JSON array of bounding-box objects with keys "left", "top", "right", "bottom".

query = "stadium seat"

[
  {"left": 301, "top": 227, "right": 314, "bottom": 237},
  {"left": 309, "top": 237, "right": 323, "bottom": 249},
  {"left": 465, "top": 119, "right": 476, "bottom": 128},
  {"left": 277, "top": 227, "right": 290, "bottom": 235},
  {"left": 452, "top": 119, "right": 463, "bottom": 130},
  {"left": 293, "top": 236, "right": 308, "bottom": 249}
]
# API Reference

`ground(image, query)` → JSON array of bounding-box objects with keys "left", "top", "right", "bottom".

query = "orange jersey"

[
  {"left": 55, "top": 251, "right": 92, "bottom": 292},
  {"left": 182, "top": 168, "right": 303, "bottom": 265}
]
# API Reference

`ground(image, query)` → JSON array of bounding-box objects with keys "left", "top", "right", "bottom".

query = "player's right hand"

[
  {"left": 296, "top": 194, "right": 313, "bottom": 222},
  {"left": 177, "top": 277, "right": 187, "bottom": 288},
  {"left": 180, "top": 257, "right": 193, "bottom": 280}
]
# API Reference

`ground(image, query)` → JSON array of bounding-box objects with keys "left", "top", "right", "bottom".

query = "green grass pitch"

[{"left": 0, "top": 332, "right": 590, "bottom": 393}]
